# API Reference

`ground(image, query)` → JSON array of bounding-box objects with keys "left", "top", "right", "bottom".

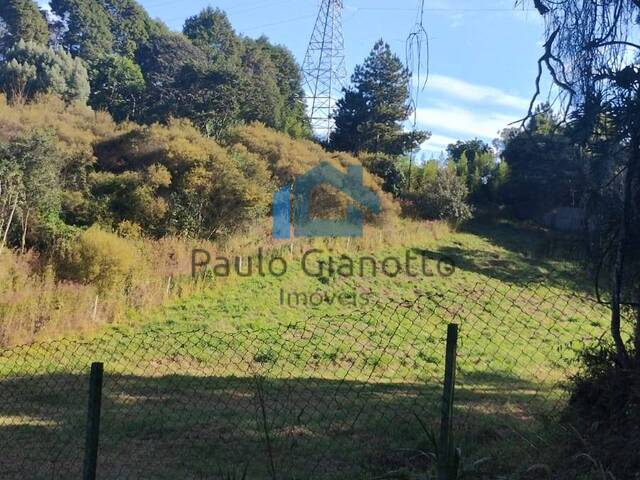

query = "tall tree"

[
  {"left": 183, "top": 7, "right": 240, "bottom": 66},
  {"left": 0, "top": 0, "right": 49, "bottom": 53},
  {"left": 96, "top": 0, "right": 160, "bottom": 58},
  {"left": 135, "top": 29, "right": 241, "bottom": 138},
  {"left": 255, "top": 36, "right": 310, "bottom": 138},
  {"left": 446, "top": 138, "right": 497, "bottom": 199},
  {"left": 331, "top": 39, "right": 429, "bottom": 155},
  {"left": 0, "top": 130, "right": 63, "bottom": 252},
  {"left": 172, "top": 62, "right": 241, "bottom": 138},
  {"left": 50, "top": 0, "right": 114, "bottom": 62},
  {"left": 238, "top": 38, "right": 283, "bottom": 128},
  {"left": 500, "top": 107, "right": 582, "bottom": 216},
  {"left": 135, "top": 30, "right": 207, "bottom": 122},
  {"left": 447, "top": 139, "right": 491, "bottom": 166}
]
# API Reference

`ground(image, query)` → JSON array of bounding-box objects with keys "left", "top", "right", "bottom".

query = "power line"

[
  {"left": 243, "top": 14, "right": 316, "bottom": 32},
  {"left": 350, "top": 6, "right": 536, "bottom": 12},
  {"left": 405, "top": 0, "right": 430, "bottom": 190},
  {"left": 161, "top": 0, "right": 299, "bottom": 26}
]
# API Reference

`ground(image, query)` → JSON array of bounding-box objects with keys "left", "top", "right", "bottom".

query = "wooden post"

[
  {"left": 91, "top": 296, "right": 99, "bottom": 323},
  {"left": 83, "top": 362, "right": 104, "bottom": 480},
  {"left": 437, "top": 324, "right": 458, "bottom": 480}
]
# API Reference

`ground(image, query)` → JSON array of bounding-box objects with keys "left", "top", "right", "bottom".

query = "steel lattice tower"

[{"left": 302, "top": 0, "right": 347, "bottom": 141}]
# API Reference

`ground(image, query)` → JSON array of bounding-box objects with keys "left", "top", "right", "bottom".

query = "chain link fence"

[{"left": 0, "top": 280, "right": 613, "bottom": 479}]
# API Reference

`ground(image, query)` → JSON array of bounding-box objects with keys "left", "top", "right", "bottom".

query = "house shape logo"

[{"left": 272, "top": 161, "right": 380, "bottom": 239}]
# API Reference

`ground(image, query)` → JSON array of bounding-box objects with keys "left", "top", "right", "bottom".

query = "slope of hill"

[{"left": 0, "top": 217, "right": 611, "bottom": 479}]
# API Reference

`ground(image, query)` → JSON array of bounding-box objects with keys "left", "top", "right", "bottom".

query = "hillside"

[{"left": 0, "top": 217, "right": 612, "bottom": 479}]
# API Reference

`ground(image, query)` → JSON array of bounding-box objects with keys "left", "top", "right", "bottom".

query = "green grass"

[{"left": 0, "top": 218, "right": 614, "bottom": 479}]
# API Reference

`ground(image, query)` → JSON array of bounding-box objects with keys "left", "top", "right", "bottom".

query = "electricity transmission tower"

[{"left": 302, "top": 0, "right": 347, "bottom": 141}]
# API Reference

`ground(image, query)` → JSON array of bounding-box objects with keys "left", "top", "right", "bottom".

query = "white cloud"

[
  {"left": 423, "top": 74, "right": 530, "bottom": 111},
  {"left": 420, "top": 133, "right": 456, "bottom": 157},
  {"left": 423, "top": 133, "right": 458, "bottom": 150},
  {"left": 415, "top": 103, "right": 519, "bottom": 139}
]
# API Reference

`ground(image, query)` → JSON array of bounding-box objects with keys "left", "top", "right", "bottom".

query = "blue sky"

[{"left": 41, "top": 0, "right": 548, "bottom": 156}]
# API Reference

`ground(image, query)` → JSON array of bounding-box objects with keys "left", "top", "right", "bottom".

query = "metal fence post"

[
  {"left": 83, "top": 362, "right": 104, "bottom": 480},
  {"left": 438, "top": 324, "right": 458, "bottom": 480}
]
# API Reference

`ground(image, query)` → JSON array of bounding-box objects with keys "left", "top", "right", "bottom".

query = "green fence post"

[
  {"left": 83, "top": 362, "right": 104, "bottom": 480},
  {"left": 437, "top": 324, "right": 458, "bottom": 480}
]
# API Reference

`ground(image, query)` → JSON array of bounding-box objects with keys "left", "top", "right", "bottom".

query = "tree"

[
  {"left": 135, "top": 30, "right": 208, "bottom": 123},
  {"left": 96, "top": 0, "right": 159, "bottom": 58},
  {"left": 331, "top": 39, "right": 429, "bottom": 155},
  {"left": 254, "top": 37, "right": 310, "bottom": 138},
  {"left": 360, "top": 153, "right": 405, "bottom": 196},
  {"left": 0, "top": 142, "right": 23, "bottom": 253},
  {"left": 446, "top": 139, "right": 491, "bottom": 165},
  {"left": 183, "top": 7, "right": 240, "bottom": 66},
  {"left": 522, "top": 0, "right": 640, "bottom": 369},
  {"left": 89, "top": 54, "right": 145, "bottom": 121},
  {"left": 238, "top": 39, "right": 283, "bottom": 128},
  {"left": 172, "top": 62, "right": 241, "bottom": 138},
  {"left": 0, "top": 0, "right": 49, "bottom": 53},
  {"left": 50, "top": 0, "right": 114, "bottom": 62},
  {"left": 446, "top": 138, "right": 499, "bottom": 200},
  {"left": 0, "top": 40, "right": 90, "bottom": 104},
  {"left": 499, "top": 107, "right": 582, "bottom": 217},
  {"left": 0, "top": 130, "right": 63, "bottom": 252}
]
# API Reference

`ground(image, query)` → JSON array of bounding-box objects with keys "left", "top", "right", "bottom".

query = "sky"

[{"left": 40, "top": 0, "right": 549, "bottom": 157}]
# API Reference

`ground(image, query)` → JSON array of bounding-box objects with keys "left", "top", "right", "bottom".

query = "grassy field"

[{"left": 0, "top": 218, "right": 614, "bottom": 479}]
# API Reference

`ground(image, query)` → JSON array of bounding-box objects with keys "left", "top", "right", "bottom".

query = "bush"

[
  {"left": 227, "top": 123, "right": 399, "bottom": 224},
  {"left": 59, "top": 226, "right": 139, "bottom": 291},
  {"left": 412, "top": 167, "right": 473, "bottom": 225},
  {"left": 93, "top": 120, "right": 274, "bottom": 238},
  {"left": 565, "top": 341, "right": 640, "bottom": 478},
  {"left": 0, "top": 94, "right": 120, "bottom": 157}
]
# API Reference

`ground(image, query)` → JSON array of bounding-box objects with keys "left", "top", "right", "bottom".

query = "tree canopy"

[
  {"left": 0, "top": 0, "right": 49, "bottom": 54},
  {"left": 0, "top": 2, "right": 311, "bottom": 139},
  {"left": 0, "top": 40, "right": 90, "bottom": 103}
]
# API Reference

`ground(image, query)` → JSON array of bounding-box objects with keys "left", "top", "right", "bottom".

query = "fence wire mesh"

[{"left": 0, "top": 280, "right": 614, "bottom": 479}]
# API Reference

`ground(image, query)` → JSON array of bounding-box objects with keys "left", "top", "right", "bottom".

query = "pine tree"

[{"left": 330, "top": 39, "right": 429, "bottom": 155}]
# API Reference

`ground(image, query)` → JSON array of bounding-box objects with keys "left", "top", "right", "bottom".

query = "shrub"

[
  {"left": 93, "top": 120, "right": 274, "bottom": 238},
  {"left": 412, "top": 167, "right": 473, "bottom": 225},
  {"left": 0, "top": 94, "right": 120, "bottom": 157},
  {"left": 227, "top": 123, "right": 399, "bottom": 224},
  {"left": 565, "top": 341, "right": 640, "bottom": 478},
  {"left": 59, "top": 226, "right": 138, "bottom": 291}
]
